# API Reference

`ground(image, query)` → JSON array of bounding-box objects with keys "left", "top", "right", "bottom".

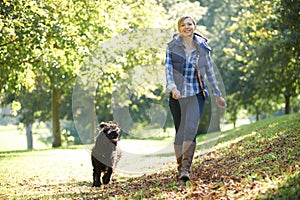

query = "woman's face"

[{"left": 179, "top": 18, "right": 195, "bottom": 37}]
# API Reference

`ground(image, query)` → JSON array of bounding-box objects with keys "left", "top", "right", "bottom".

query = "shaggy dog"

[{"left": 91, "top": 121, "right": 121, "bottom": 187}]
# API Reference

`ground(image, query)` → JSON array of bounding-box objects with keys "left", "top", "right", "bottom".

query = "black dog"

[{"left": 91, "top": 121, "right": 121, "bottom": 187}]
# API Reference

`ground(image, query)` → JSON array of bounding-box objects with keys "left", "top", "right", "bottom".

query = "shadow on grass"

[
  {"left": 0, "top": 145, "right": 88, "bottom": 158},
  {"left": 0, "top": 149, "right": 52, "bottom": 159}
]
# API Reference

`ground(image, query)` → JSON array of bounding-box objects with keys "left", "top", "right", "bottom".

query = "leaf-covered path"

[{"left": 1, "top": 114, "right": 299, "bottom": 199}]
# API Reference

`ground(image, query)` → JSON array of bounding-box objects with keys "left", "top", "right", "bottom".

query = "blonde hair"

[{"left": 177, "top": 15, "right": 196, "bottom": 33}]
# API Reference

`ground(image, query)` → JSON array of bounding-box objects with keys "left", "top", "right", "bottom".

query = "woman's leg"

[
  {"left": 179, "top": 94, "right": 205, "bottom": 181},
  {"left": 169, "top": 94, "right": 183, "bottom": 176},
  {"left": 169, "top": 93, "right": 181, "bottom": 135},
  {"left": 170, "top": 94, "right": 205, "bottom": 180}
]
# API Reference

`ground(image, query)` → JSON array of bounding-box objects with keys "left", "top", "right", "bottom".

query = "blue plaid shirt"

[{"left": 165, "top": 35, "right": 221, "bottom": 98}]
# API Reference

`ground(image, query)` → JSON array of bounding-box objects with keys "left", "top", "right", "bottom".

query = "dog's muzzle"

[{"left": 107, "top": 130, "right": 120, "bottom": 142}]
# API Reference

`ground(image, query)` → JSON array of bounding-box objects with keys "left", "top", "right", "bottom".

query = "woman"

[{"left": 165, "top": 15, "right": 226, "bottom": 182}]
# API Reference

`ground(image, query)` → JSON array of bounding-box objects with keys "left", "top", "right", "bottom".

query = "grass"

[
  {"left": 0, "top": 123, "right": 50, "bottom": 151},
  {"left": 0, "top": 113, "right": 299, "bottom": 199}
]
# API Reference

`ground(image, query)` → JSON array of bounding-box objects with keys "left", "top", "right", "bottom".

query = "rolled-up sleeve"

[
  {"left": 165, "top": 48, "right": 176, "bottom": 92},
  {"left": 205, "top": 51, "right": 222, "bottom": 97}
]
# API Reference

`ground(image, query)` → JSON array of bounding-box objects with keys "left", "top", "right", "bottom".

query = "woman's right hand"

[
  {"left": 172, "top": 88, "right": 181, "bottom": 100},
  {"left": 216, "top": 96, "right": 227, "bottom": 108}
]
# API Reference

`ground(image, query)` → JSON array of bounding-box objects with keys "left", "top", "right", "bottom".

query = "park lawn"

[
  {"left": 0, "top": 113, "right": 299, "bottom": 199},
  {"left": 0, "top": 123, "right": 50, "bottom": 152}
]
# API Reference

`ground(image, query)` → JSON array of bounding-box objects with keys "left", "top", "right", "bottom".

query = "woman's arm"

[
  {"left": 165, "top": 48, "right": 181, "bottom": 99},
  {"left": 204, "top": 49, "right": 227, "bottom": 108},
  {"left": 165, "top": 48, "right": 177, "bottom": 92},
  {"left": 204, "top": 51, "right": 222, "bottom": 97}
]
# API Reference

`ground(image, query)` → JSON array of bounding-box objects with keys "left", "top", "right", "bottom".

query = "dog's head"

[{"left": 98, "top": 121, "right": 120, "bottom": 143}]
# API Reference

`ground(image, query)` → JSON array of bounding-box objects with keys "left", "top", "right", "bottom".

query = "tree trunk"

[
  {"left": 90, "top": 102, "right": 97, "bottom": 143},
  {"left": 52, "top": 88, "right": 62, "bottom": 147},
  {"left": 284, "top": 94, "right": 290, "bottom": 114},
  {"left": 255, "top": 106, "right": 259, "bottom": 121},
  {"left": 26, "top": 123, "right": 33, "bottom": 150}
]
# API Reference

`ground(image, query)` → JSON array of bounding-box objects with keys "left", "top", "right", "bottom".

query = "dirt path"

[
  {"left": 115, "top": 139, "right": 175, "bottom": 176},
  {"left": 111, "top": 137, "right": 219, "bottom": 177}
]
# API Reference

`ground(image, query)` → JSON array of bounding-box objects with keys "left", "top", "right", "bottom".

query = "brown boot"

[
  {"left": 174, "top": 144, "right": 182, "bottom": 177},
  {"left": 179, "top": 141, "right": 196, "bottom": 182}
]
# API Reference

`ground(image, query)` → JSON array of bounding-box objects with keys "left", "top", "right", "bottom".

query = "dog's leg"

[
  {"left": 92, "top": 156, "right": 101, "bottom": 187},
  {"left": 93, "top": 167, "right": 101, "bottom": 187},
  {"left": 102, "top": 167, "right": 113, "bottom": 184}
]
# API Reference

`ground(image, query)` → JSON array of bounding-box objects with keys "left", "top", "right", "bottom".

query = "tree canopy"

[{"left": 1, "top": 0, "right": 299, "bottom": 148}]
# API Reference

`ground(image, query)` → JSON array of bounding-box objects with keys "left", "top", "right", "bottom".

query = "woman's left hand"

[{"left": 216, "top": 96, "right": 227, "bottom": 108}]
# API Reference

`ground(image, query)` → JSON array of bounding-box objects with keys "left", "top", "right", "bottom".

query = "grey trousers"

[{"left": 173, "top": 94, "right": 205, "bottom": 145}]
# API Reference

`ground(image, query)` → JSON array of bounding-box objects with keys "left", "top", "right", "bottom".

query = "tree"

[
  {"left": 0, "top": 0, "right": 106, "bottom": 147},
  {"left": 0, "top": 0, "right": 51, "bottom": 148},
  {"left": 196, "top": 0, "right": 242, "bottom": 127},
  {"left": 1, "top": 0, "right": 226, "bottom": 148},
  {"left": 266, "top": 0, "right": 300, "bottom": 114},
  {"left": 224, "top": 0, "right": 299, "bottom": 119},
  {"left": 16, "top": 89, "right": 51, "bottom": 149},
  {"left": 73, "top": 0, "right": 212, "bottom": 139}
]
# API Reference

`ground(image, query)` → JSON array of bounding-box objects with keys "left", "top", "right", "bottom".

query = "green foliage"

[
  {"left": 224, "top": 0, "right": 300, "bottom": 116},
  {"left": 2, "top": 0, "right": 298, "bottom": 147},
  {"left": 72, "top": 0, "right": 209, "bottom": 140},
  {"left": 1, "top": 0, "right": 188, "bottom": 146},
  {"left": 199, "top": 0, "right": 299, "bottom": 123}
]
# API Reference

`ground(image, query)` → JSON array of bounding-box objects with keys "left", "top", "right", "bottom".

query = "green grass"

[
  {"left": 0, "top": 113, "right": 299, "bottom": 199},
  {"left": 0, "top": 123, "right": 50, "bottom": 151}
]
